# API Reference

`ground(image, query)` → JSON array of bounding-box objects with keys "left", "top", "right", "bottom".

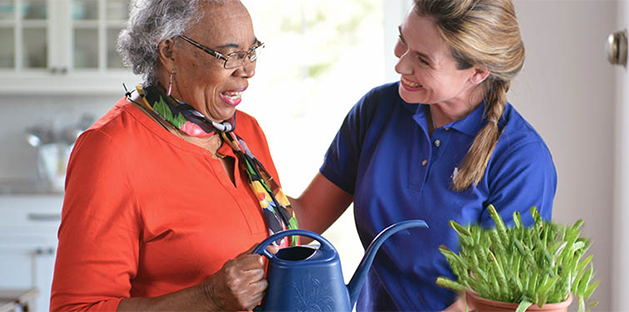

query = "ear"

[
  {"left": 158, "top": 38, "right": 177, "bottom": 71},
  {"left": 469, "top": 67, "right": 491, "bottom": 85}
]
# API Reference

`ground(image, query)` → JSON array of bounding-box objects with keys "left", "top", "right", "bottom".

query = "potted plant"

[{"left": 436, "top": 205, "right": 599, "bottom": 312}]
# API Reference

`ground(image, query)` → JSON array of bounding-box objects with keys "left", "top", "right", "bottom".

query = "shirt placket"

[{"left": 409, "top": 113, "right": 432, "bottom": 192}]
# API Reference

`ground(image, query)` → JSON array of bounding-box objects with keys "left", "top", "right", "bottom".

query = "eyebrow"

[
  {"left": 398, "top": 25, "right": 433, "bottom": 64},
  {"left": 215, "top": 38, "right": 260, "bottom": 50}
]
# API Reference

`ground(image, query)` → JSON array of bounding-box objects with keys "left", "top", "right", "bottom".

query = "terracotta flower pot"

[{"left": 465, "top": 291, "right": 573, "bottom": 312}]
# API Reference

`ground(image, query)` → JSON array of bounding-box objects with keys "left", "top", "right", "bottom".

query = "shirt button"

[
  {"left": 445, "top": 127, "right": 451, "bottom": 131},
  {"left": 434, "top": 140, "right": 442, "bottom": 147},
  {"left": 422, "top": 159, "right": 428, "bottom": 166}
]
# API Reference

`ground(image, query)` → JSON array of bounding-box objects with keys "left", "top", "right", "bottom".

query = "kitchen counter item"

[
  {"left": 0, "top": 301, "right": 17, "bottom": 312},
  {"left": 0, "top": 288, "right": 39, "bottom": 312},
  {"left": 24, "top": 114, "right": 94, "bottom": 193},
  {"left": 36, "top": 143, "right": 72, "bottom": 193},
  {"left": 252, "top": 220, "right": 429, "bottom": 312}
]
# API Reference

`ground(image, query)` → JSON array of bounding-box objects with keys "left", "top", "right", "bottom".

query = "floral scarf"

[{"left": 134, "top": 84, "right": 299, "bottom": 247}]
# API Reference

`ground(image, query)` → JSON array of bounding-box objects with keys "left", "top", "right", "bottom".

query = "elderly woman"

[{"left": 50, "top": 0, "right": 298, "bottom": 311}]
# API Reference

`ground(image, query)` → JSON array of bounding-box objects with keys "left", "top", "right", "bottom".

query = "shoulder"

[
  {"left": 355, "top": 82, "right": 401, "bottom": 111},
  {"left": 233, "top": 110, "right": 272, "bottom": 155},
  {"left": 76, "top": 99, "right": 136, "bottom": 149},
  {"left": 500, "top": 104, "right": 551, "bottom": 151},
  {"left": 233, "top": 110, "right": 267, "bottom": 142},
  {"left": 344, "top": 82, "right": 405, "bottom": 127},
  {"left": 88, "top": 98, "right": 149, "bottom": 140},
  {"left": 491, "top": 103, "right": 555, "bottom": 172},
  {"left": 72, "top": 98, "right": 156, "bottom": 165}
]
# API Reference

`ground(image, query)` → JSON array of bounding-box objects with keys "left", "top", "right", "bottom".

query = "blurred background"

[{"left": 0, "top": 0, "right": 627, "bottom": 311}]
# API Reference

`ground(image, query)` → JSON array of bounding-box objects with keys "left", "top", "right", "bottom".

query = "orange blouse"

[{"left": 51, "top": 98, "right": 277, "bottom": 311}]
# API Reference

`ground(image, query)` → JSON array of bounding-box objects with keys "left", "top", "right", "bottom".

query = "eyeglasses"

[{"left": 178, "top": 35, "right": 265, "bottom": 69}]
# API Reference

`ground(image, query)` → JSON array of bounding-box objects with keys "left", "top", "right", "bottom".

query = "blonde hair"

[{"left": 413, "top": 0, "right": 525, "bottom": 191}]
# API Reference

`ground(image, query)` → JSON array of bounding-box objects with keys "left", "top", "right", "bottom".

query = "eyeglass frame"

[{"left": 177, "top": 35, "right": 265, "bottom": 69}]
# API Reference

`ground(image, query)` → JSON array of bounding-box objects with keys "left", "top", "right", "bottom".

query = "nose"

[
  {"left": 393, "top": 40, "right": 413, "bottom": 76},
  {"left": 394, "top": 50, "right": 413, "bottom": 76},
  {"left": 234, "top": 59, "right": 256, "bottom": 78}
]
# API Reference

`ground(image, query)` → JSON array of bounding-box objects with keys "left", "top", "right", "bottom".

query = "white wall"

[{"left": 511, "top": 1, "right": 616, "bottom": 310}]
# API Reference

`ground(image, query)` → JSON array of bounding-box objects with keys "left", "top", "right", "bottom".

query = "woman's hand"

[
  {"left": 117, "top": 244, "right": 279, "bottom": 312},
  {"left": 442, "top": 294, "right": 473, "bottom": 312},
  {"left": 202, "top": 244, "right": 279, "bottom": 311}
]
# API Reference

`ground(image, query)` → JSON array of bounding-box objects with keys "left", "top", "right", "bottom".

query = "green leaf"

[
  {"left": 572, "top": 219, "right": 584, "bottom": 232},
  {"left": 578, "top": 296, "right": 586, "bottom": 312},
  {"left": 513, "top": 211, "right": 523, "bottom": 230},
  {"left": 553, "top": 241, "right": 567, "bottom": 257},
  {"left": 450, "top": 220, "right": 472, "bottom": 237},
  {"left": 488, "top": 204, "right": 509, "bottom": 244},
  {"left": 572, "top": 266, "right": 585, "bottom": 294},
  {"left": 435, "top": 277, "right": 466, "bottom": 292},
  {"left": 577, "top": 265, "right": 594, "bottom": 295},
  {"left": 489, "top": 251, "right": 509, "bottom": 299},
  {"left": 584, "top": 279, "right": 599, "bottom": 299},
  {"left": 515, "top": 300, "right": 533, "bottom": 312},
  {"left": 576, "top": 255, "right": 593, "bottom": 274},
  {"left": 531, "top": 206, "right": 543, "bottom": 229},
  {"left": 572, "top": 241, "right": 586, "bottom": 252}
]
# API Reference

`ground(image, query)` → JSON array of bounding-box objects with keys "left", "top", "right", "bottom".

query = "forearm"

[
  {"left": 117, "top": 282, "right": 217, "bottom": 312},
  {"left": 289, "top": 173, "right": 353, "bottom": 234}
]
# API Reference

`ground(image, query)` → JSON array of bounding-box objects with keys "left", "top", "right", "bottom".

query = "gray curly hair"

[{"left": 117, "top": 0, "right": 234, "bottom": 86}]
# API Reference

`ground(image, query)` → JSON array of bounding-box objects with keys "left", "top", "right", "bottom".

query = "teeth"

[
  {"left": 222, "top": 91, "right": 242, "bottom": 100},
  {"left": 402, "top": 77, "right": 421, "bottom": 88}
]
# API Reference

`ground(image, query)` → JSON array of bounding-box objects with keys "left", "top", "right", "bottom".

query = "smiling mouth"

[
  {"left": 401, "top": 76, "right": 422, "bottom": 88},
  {"left": 220, "top": 90, "right": 243, "bottom": 106}
]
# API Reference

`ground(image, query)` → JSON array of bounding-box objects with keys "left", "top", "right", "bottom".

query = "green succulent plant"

[{"left": 436, "top": 205, "right": 599, "bottom": 312}]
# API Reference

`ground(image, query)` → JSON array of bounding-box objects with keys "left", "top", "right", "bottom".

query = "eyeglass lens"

[{"left": 224, "top": 44, "right": 263, "bottom": 69}]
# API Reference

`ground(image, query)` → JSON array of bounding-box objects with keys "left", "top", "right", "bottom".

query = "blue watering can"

[{"left": 253, "top": 219, "right": 428, "bottom": 312}]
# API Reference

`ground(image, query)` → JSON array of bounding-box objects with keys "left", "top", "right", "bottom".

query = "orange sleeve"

[{"left": 51, "top": 129, "right": 141, "bottom": 312}]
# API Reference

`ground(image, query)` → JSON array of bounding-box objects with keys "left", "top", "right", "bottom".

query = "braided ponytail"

[{"left": 452, "top": 80, "right": 509, "bottom": 191}]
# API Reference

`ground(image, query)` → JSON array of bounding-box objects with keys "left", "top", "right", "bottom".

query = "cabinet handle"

[
  {"left": 27, "top": 213, "right": 61, "bottom": 222},
  {"left": 35, "top": 247, "right": 56, "bottom": 255},
  {"left": 61, "top": 67, "right": 68, "bottom": 75}
]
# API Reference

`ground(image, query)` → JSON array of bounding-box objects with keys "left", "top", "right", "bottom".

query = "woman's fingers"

[
  {"left": 204, "top": 245, "right": 272, "bottom": 311},
  {"left": 265, "top": 244, "right": 279, "bottom": 255},
  {"left": 247, "top": 279, "right": 269, "bottom": 296}
]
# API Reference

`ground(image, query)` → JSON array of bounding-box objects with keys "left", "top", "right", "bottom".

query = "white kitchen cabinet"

[
  {"left": 0, "top": 0, "right": 139, "bottom": 94},
  {"left": 0, "top": 195, "right": 63, "bottom": 312}
]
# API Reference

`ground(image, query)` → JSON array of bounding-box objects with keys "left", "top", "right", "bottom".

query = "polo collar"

[{"left": 403, "top": 97, "right": 508, "bottom": 137}]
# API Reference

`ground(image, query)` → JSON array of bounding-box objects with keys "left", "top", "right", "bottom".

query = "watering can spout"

[{"left": 346, "top": 220, "right": 428, "bottom": 307}]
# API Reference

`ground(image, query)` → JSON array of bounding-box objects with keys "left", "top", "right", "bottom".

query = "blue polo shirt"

[{"left": 320, "top": 82, "right": 556, "bottom": 312}]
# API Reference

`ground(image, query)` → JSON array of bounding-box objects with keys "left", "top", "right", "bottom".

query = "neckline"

[{"left": 123, "top": 97, "right": 234, "bottom": 158}]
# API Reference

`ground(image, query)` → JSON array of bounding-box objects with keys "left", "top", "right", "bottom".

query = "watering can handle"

[{"left": 252, "top": 229, "right": 335, "bottom": 259}]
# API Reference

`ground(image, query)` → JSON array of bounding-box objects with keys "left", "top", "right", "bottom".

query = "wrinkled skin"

[{"left": 202, "top": 244, "right": 277, "bottom": 311}]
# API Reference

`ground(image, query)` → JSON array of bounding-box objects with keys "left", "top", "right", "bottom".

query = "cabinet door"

[
  {"left": 0, "top": 0, "right": 49, "bottom": 71},
  {"left": 0, "top": 195, "right": 62, "bottom": 312},
  {"left": 70, "top": 0, "right": 129, "bottom": 70},
  {"left": 0, "top": 245, "right": 56, "bottom": 312},
  {"left": 0, "top": 0, "right": 139, "bottom": 94},
  {"left": 0, "top": 0, "right": 16, "bottom": 69},
  {"left": 22, "top": 0, "right": 48, "bottom": 70}
]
